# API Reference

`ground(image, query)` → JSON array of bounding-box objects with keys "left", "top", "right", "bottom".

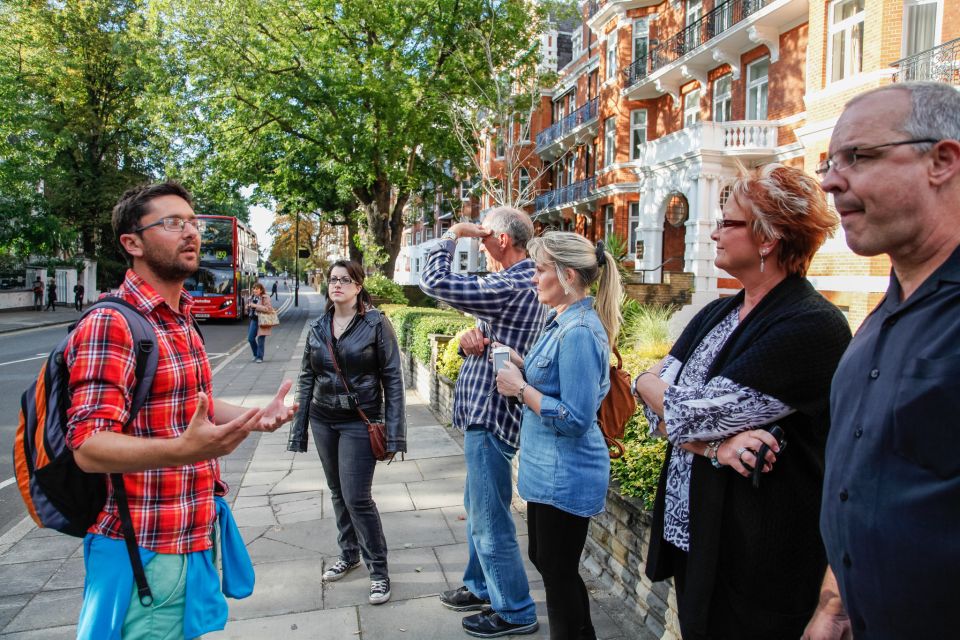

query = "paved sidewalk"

[
  {"left": 0, "top": 305, "right": 83, "bottom": 334},
  {"left": 0, "top": 287, "right": 645, "bottom": 639}
]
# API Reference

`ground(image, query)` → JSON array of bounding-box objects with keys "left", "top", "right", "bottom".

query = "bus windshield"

[
  {"left": 184, "top": 266, "right": 235, "bottom": 296},
  {"left": 199, "top": 218, "right": 234, "bottom": 265}
]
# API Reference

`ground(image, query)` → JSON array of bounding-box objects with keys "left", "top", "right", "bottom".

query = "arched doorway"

[{"left": 662, "top": 193, "right": 688, "bottom": 277}]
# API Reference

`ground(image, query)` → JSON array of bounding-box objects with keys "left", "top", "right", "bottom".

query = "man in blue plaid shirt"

[{"left": 421, "top": 207, "right": 545, "bottom": 638}]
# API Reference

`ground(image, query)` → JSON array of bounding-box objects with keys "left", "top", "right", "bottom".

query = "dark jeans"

[
  {"left": 33, "top": 293, "right": 42, "bottom": 311},
  {"left": 247, "top": 319, "right": 264, "bottom": 359},
  {"left": 527, "top": 502, "right": 595, "bottom": 640},
  {"left": 311, "top": 415, "right": 388, "bottom": 580}
]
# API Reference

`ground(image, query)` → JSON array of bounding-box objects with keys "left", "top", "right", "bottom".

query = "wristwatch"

[{"left": 440, "top": 230, "right": 457, "bottom": 243}]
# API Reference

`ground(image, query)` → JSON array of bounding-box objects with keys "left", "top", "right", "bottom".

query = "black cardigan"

[{"left": 645, "top": 276, "right": 851, "bottom": 638}]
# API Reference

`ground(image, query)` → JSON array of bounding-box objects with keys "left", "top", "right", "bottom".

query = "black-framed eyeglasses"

[
  {"left": 815, "top": 138, "right": 940, "bottom": 176},
  {"left": 133, "top": 217, "right": 207, "bottom": 234},
  {"left": 715, "top": 219, "right": 749, "bottom": 232},
  {"left": 328, "top": 276, "right": 355, "bottom": 286}
]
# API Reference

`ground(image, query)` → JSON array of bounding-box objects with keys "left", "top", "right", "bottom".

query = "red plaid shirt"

[{"left": 65, "top": 270, "right": 222, "bottom": 554}]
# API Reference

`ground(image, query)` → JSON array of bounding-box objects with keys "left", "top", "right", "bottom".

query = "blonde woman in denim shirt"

[{"left": 495, "top": 231, "right": 622, "bottom": 640}]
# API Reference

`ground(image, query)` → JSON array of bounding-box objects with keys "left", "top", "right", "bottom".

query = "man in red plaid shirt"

[{"left": 65, "top": 181, "right": 297, "bottom": 638}]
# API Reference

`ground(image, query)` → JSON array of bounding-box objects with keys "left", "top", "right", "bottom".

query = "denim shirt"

[{"left": 517, "top": 297, "right": 611, "bottom": 517}]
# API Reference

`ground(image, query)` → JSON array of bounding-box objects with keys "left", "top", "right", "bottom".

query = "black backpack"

[{"left": 14, "top": 298, "right": 158, "bottom": 604}]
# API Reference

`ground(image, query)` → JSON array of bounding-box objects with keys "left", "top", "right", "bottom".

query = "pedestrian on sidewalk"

[
  {"left": 808, "top": 82, "right": 960, "bottom": 640},
  {"left": 271, "top": 280, "right": 278, "bottom": 299},
  {"left": 634, "top": 165, "right": 851, "bottom": 640},
  {"left": 74, "top": 281, "right": 85, "bottom": 311},
  {"left": 245, "top": 282, "right": 274, "bottom": 363},
  {"left": 287, "top": 259, "right": 406, "bottom": 606},
  {"left": 45, "top": 279, "right": 57, "bottom": 311},
  {"left": 420, "top": 208, "right": 545, "bottom": 639},
  {"left": 66, "top": 181, "right": 298, "bottom": 639},
  {"left": 494, "top": 232, "right": 623, "bottom": 640},
  {"left": 32, "top": 277, "right": 44, "bottom": 311}
]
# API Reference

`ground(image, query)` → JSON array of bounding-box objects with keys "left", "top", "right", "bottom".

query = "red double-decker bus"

[{"left": 185, "top": 215, "right": 259, "bottom": 320}]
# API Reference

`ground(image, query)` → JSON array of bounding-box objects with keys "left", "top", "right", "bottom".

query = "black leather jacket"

[{"left": 291, "top": 308, "right": 406, "bottom": 452}]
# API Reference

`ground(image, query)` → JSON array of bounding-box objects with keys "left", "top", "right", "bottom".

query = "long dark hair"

[{"left": 324, "top": 260, "right": 373, "bottom": 315}]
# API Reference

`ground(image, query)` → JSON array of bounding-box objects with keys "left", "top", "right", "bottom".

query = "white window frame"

[
  {"left": 606, "top": 34, "right": 618, "bottom": 81},
  {"left": 684, "top": 88, "right": 702, "bottom": 128},
  {"left": 630, "top": 109, "right": 647, "bottom": 160},
  {"left": 628, "top": 202, "right": 641, "bottom": 258},
  {"left": 604, "top": 117, "right": 616, "bottom": 166},
  {"left": 713, "top": 74, "right": 733, "bottom": 122},
  {"left": 572, "top": 29, "right": 583, "bottom": 59},
  {"left": 518, "top": 168, "right": 530, "bottom": 197},
  {"left": 827, "top": 0, "right": 865, "bottom": 84},
  {"left": 901, "top": 0, "right": 942, "bottom": 58},
  {"left": 604, "top": 204, "right": 615, "bottom": 239},
  {"left": 746, "top": 57, "right": 769, "bottom": 120},
  {"left": 633, "top": 18, "right": 649, "bottom": 66}
]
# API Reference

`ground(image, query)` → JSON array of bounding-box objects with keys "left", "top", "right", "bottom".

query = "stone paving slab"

[{"left": 207, "top": 607, "right": 358, "bottom": 639}]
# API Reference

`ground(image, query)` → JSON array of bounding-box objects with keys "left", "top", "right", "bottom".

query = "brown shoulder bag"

[
  {"left": 597, "top": 347, "right": 637, "bottom": 459},
  {"left": 325, "top": 336, "right": 390, "bottom": 462}
]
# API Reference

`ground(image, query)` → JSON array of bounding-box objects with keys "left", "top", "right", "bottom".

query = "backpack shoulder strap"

[{"left": 80, "top": 298, "right": 159, "bottom": 421}]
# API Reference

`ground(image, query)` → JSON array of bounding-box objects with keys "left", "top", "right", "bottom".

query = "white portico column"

[
  {"left": 688, "top": 173, "right": 720, "bottom": 294},
  {"left": 635, "top": 188, "right": 663, "bottom": 284}
]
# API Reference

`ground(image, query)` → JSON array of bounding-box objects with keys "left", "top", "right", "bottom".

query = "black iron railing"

[
  {"left": 534, "top": 176, "right": 597, "bottom": 212},
  {"left": 587, "top": 0, "right": 599, "bottom": 19},
  {"left": 892, "top": 37, "right": 960, "bottom": 84},
  {"left": 535, "top": 98, "right": 599, "bottom": 149},
  {"left": 626, "top": 0, "right": 767, "bottom": 88}
]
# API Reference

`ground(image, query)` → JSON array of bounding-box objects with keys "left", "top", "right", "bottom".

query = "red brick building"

[{"left": 395, "top": 0, "right": 958, "bottom": 328}]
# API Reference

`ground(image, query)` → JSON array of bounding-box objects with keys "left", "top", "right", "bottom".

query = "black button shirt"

[{"left": 823, "top": 246, "right": 960, "bottom": 639}]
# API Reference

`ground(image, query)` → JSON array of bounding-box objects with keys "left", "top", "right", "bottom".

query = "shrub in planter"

[{"left": 437, "top": 329, "right": 469, "bottom": 382}]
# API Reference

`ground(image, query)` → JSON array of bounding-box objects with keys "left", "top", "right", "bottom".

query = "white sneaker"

[
  {"left": 322, "top": 558, "right": 360, "bottom": 582},
  {"left": 369, "top": 578, "right": 391, "bottom": 605}
]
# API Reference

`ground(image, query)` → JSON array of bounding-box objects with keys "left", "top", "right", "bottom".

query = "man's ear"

[
  {"left": 119, "top": 232, "right": 144, "bottom": 259},
  {"left": 928, "top": 139, "right": 960, "bottom": 187}
]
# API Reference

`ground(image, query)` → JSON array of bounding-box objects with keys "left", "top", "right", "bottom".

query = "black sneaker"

[
  {"left": 369, "top": 578, "right": 391, "bottom": 605},
  {"left": 462, "top": 609, "right": 539, "bottom": 638},
  {"left": 439, "top": 586, "right": 491, "bottom": 612},
  {"left": 322, "top": 558, "right": 360, "bottom": 582}
]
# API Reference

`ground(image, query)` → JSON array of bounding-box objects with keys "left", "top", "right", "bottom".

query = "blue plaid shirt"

[{"left": 420, "top": 239, "right": 546, "bottom": 448}]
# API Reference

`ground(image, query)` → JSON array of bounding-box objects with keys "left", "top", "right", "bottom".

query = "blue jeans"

[
  {"left": 247, "top": 319, "right": 264, "bottom": 359},
  {"left": 312, "top": 416, "right": 388, "bottom": 580},
  {"left": 463, "top": 426, "right": 536, "bottom": 625}
]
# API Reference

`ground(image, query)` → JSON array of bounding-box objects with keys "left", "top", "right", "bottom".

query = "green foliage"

[
  {"left": 437, "top": 330, "right": 468, "bottom": 381},
  {"left": 609, "top": 354, "right": 668, "bottom": 510},
  {"left": 365, "top": 274, "right": 408, "bottom": 305},
  {"left": 619, "top": 300, "right": 674, "bottom": 359},
  {"left": 381, "top": 305, "right": 473, "bottom": 365}
]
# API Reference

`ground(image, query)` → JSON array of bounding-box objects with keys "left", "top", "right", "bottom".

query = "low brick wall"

[{"left": 399, "top": 335, "right": 681, "bottom": 639}]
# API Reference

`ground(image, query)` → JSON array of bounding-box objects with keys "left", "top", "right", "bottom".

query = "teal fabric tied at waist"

[{"left": 77, "top": 496, "right": 255, "bottom": 639}]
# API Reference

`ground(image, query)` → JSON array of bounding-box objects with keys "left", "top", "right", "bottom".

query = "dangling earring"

[{"left": 759, "top": 250, "right": 766, "bottom": 273}]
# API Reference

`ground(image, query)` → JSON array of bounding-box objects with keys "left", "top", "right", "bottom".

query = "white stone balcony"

[{"left": 633, "top": 120, "right": 779, "bottom": 166}]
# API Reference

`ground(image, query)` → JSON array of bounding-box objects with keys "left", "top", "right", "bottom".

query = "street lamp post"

[{"left": 294, "top": 210, "right": 300, "bottom": 307}]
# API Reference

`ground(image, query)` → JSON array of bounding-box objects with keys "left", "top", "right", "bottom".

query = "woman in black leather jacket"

[{"left": 287, "top": 259, "right": 406, "bottom": 606}]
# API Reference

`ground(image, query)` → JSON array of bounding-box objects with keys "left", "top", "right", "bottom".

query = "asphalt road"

[{"left": 0, "top": 315, "right": 254, "bottom": 538}]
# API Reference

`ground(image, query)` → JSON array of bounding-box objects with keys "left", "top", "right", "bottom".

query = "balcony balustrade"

[
  {"left": 534, "top": 176, "right": 597, "bottom": 213},
  {"left": 535, "top": 98, "right": 599, "bottom": 153},
  {"left": 892, "top": 38, "right": 960, "bottom": 85},
  {"left": 625, "top": 0, "right": 769, "bottom": 89},
  {"left": 634, "top": 120, "right": 778, "bottom": 167}
]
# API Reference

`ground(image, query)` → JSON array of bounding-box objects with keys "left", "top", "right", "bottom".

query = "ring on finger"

[{"left": 736, "top": 447, "right": 749, "bottom": 463}]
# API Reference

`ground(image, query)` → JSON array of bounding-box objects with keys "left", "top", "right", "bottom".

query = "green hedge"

[{"left": 381, "top": 305, "right": 474, "bottom": 364}]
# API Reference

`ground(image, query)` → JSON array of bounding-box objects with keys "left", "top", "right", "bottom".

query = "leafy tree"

[
  {"left": 166, "top": 0, "right": 542, "bottom": 277},
  {"left": 0, "top": 0, "right": 170, "bottom": 284}
]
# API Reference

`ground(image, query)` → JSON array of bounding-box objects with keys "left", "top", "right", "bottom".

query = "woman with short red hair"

[{"left": 633, "top": 164, "right": 853, "bottom": 639}]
